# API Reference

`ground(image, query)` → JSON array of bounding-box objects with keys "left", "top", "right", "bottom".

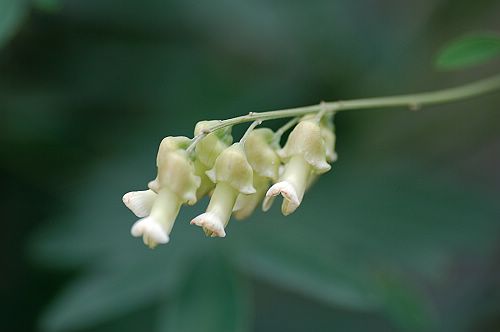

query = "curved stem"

[
  {"left": 273, "top": 117, "right": 300, "bottom": 143},
  {"left": 240, "top": 120, "right": 262, "bottom": 144},
  {"left": 189, "top": 73, "right": 500, "bottom": 147}
]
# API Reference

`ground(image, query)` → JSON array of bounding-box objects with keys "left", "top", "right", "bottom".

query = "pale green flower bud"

[
  {"left": 194, "top": 120, "right": 233, "bottom": 168},
  {"left": 244, "top": 128, "right": 280, "bottom": 181},
  {"left": 193, "top": 121, "right": 233, "bottom": 199},
  {"left": 233, "top": 172, "right": 270, "bottom": 220},
  {"left": 193, "top": 158, "right": 216, "bottom": 199},
  {"left": 191, "top": 143, "right": 255, "bottom": 236},
  {"left": 321, "top": 129, "right": 337, "bottom": 162},
  {"left": 232, "top": 128, "right": 281, "bottom": 219}
]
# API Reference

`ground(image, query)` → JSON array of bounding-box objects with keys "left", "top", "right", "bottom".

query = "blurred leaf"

[
  {"left": 0, "top": 0, "right": 28, "bottom": 48},
  {"left": 157, "top": 256, "right": 250, "bottom": 332},
  {"left": 33, "top": 0, "right": 61, "bottom": 13},
  {"left": 30, "top": 151, "right": 207, "bottom": 331},
  {"left": 32, "top": 152, "right": 500, "bottom": 330},
  {"left": 40, "top": 257, "right": 188, "bottom": 332},
  {"left": 79, "top": 307, "right": 157, "bottom": 332},
  {"left": 228, "top": 160, "right": 500, "bottom": 329},
  {"left": 229, "top": 219, "right": 380, "bottom": 311},
  {"left": 435, "top": 32, "right": 500, "bottom": 70},
  {"left": 374, "top": 271, "right": 434, "bottom": 332}
]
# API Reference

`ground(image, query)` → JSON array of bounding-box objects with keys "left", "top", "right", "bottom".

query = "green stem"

[
  {"left": 189, "top": 73, "right": 500, "bottom": 147},
  {"left": 273, "top": 117, "right": 299, "bottom": 143},
  {"left": 239, "top": 120, "right": 262, "bottom": 144}
]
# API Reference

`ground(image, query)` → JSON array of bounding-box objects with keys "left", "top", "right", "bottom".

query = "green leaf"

[
  {"left": 31, "top": 137, "right": 500, "bottom": 331},
  {"left": 227, "top": 161, "right": 500, "bottom": 330},
  {"left": 33, "top": 0, "right": 62, "bottom": 13},
  {"left": 435, "top": 32, "right": 500, "bottom": 70},
  {"left": 229, "top": 219, "right": 381, "bottom": 311},
  {"left": 32, "top": 151, "right": 209, "bottom": 332},
  {"left": 40, "top": 256, "right": 188, "bottom": 332},
  {"left": 0, "top": 0, "right": 28, "bottom": 49},
  {"left": 157, "top": 256, "right": 250, "bottom": 332},
  {"left": 373, "top": 271, "right": 433, "bottom": 332}
]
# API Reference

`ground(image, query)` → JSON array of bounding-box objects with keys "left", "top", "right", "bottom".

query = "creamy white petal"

[
  {"left": 190, "top": 212, "right": 226, "bottom": 237},
  {"left": 266, "top": 181, "right": 300, "bottom": 207},
  {"left": 123, "top": 190, "right": 157, "bottom": 218},
  {"left": 262, "top": 194, "right": 276, "bottom": 212},
  {"left": 131, "top": 217, "right": 169, "bottom": 248}
]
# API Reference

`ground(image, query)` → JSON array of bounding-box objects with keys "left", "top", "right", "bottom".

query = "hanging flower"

[
  {"left": 265, "top": 118, "right": 332, "bottom": 215},
  {"left": 124, "top": 136, "right": 200, "bottom": 248},
  {"left": 190, "top": 142, "right": 255, "bottom": 237}
]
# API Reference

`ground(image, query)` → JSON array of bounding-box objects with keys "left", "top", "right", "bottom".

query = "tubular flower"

[
  {"left": 191, "top": 143, "right": 255, "bottom": 237},
  {"left": 125, "top": 136, "right": 200, "bottom": 248},
  {"left": 193, "top": 120, "right": 233, "bottom": 199},
  {"left": 265, "top": 118, "right": 332, "bottom": 215},
  {"left": 233, "top": 128, "right": 280, "bottom": 219}
]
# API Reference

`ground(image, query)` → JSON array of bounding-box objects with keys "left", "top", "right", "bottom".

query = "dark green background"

[{"left": 2, "top": 0, "right": 500, "bottom": 331}]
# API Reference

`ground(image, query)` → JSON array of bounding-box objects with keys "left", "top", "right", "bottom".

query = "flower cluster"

[{"left": 123, "top": 115, "right": 336, "bottom": 248}]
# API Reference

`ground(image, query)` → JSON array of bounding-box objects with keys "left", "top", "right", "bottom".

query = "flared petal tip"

[
  {"left": 123, "top": 190, "right": 156, "bottom": 218},
  {"left": 266, "top": 181, "right": 300, "bottom": 206},
  {"left": 266, "top": 181, "right": 301, "bottom": 215},
  {"left": 262, "top": 195, "right": 276, "bottom": 212},
  {"left": 190, "top": 212, "right": 226, "bottom": 237},
  {"left": 131, "top": 217, "right": 169, "bottom": 249}
]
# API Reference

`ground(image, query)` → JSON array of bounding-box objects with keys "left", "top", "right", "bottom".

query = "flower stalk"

[
  {"left": 188, "top": 73, "right": 500, "bottom": 146},
  {"left": 123, "top": 73, "right": 500, "bottom": 248}
]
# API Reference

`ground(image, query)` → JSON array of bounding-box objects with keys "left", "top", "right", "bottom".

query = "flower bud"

[
  {"left": 193, "top": 121, "right": 233, "bottom": 199},
  {"left": 194, "top": 120, "right": 233, "bottom": 168},
  {"left": 233, "top": 172, "right": 269, "bottom": 220},
  {"left": 193, "top": 158, "right": 216, "bottom": 198},
  {"left": 191, "top": 143, "right": 255, "bottom": 237},
  {"left": 232, "top": 128, "right": 281, "bottom": 219},
  {"left": 244, "top": 128, "right": 280, "bottom": 181},
  {"left": 320, "top": 116, "right": 337, "bottom": 163}
]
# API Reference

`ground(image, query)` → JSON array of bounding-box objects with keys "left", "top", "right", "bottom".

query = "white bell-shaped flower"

[
  {"left": 191, "top": 143, "right": 255, "bottom": 237},
  {"left": 265, "top": 119, "right": 332, "bottom": 215},
  {"left": 125, "top": 136, "right": 200, "bottom": 248}
]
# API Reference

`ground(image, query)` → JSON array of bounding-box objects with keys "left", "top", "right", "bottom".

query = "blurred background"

[{"left": 2, "top": 0, "right": 500, "bottom": 331}]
